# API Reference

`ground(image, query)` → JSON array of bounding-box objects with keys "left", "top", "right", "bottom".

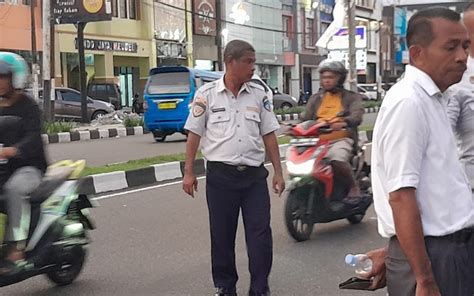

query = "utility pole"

[
  {"left": 77, "top": 22, "right": 89, "bottom": 123},
  {"left": 215, "top": 0, "right": 223, "bottom": 71},
  {"left": 347, "top": 0, "right": 357, "bottom": 92},
  {"left": 30, "top": 0, "right": 39, "bottom": 102},
  {"left": 42, "top": 0, "right": 52, "bottom": 121}
]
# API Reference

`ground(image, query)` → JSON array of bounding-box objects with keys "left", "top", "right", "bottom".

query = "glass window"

[
  {"left": 128, "top": 0, "right": 136, "bottom": 19},
  {"left": 60, "top": 90, "right": 81, "bottom": 102},
  {"left": 112, "top": 0, "right": 118, "bottom": 17},
  {"left": 305, "top": 18, "right": 314, "bottom": 48},
  {"left": 119, "top": 0, "right": 127, "bottom": 19},
  {"left": 147, "top": 72, "right": 190, "bottom": 95}
]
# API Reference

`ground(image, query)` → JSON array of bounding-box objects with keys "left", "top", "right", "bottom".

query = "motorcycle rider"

[
  {"left": 0, "top": 52, "right": 47, "bottom": 274},
  {"left": 301, "top": 60, "right": 364, "bottom": 199}
]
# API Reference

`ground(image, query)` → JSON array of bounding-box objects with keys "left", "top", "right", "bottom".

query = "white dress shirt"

[
  {"left": 447, "top": 56, "right": 474, "bottom": 189},
  {"left": 184, "top": 77, "right": 280, "bottom": 167},
  {"left": 372, "top": 65, "right": 474, "bottom": 238}
]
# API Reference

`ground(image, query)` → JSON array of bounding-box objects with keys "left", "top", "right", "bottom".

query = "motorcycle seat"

[{"left": 29, "top": 167, "right": 73, "bottom": 204}]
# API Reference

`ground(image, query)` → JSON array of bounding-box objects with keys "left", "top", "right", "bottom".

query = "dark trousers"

[
  {"left": 206, "top": 162, "right": 272, "bottom": 294},
  {"left": 387, "top": 230, "right": 474, "bottom": 296}
]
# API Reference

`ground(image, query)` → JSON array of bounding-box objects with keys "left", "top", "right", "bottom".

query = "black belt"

[
  {"left": 426, "top": 227, "right": 474, "bottom": 244},
  {"left": 207, "top": 161, "right": 263, "bottom": 173}
]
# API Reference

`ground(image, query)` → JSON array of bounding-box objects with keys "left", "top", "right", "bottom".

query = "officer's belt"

[{"left": 207, "top": 161, "right": 263, "bottom": 173}]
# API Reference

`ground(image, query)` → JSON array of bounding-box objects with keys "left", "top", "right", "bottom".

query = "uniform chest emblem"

[
  {"left": 470, "top": 76, "right": 474, "bottom": 84},
  {"left": 262, "top": 96, "right": 272, "bottom": 112},
  {"left": 192, "top": 97, "right": 207, "bottom": 117}
]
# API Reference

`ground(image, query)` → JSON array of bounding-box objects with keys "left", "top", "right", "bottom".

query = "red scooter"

[{"left": 283, "top": 120, "right": 372, "bottom": 241}]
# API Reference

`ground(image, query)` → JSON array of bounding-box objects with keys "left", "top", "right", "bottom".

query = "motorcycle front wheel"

[
  {"left": 46, "top": 245, "right": 86, "bottom": 286},
  {"left": 284, "top": 187, "right": 314, "bottom": 242}
]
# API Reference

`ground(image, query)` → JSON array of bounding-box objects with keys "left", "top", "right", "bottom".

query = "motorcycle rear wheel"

[
  {"left": 284, "top": 188, "right": 314, "bottom": 242},
  {"left": 46, "top": 245, "right": 86, "bottom": 286}
]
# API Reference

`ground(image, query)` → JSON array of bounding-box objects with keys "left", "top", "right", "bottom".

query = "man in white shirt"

[
  {"left": 447, "top": 3, "right": 474, "bottom": 193},
  {"left": 368, "top": 7, "right": 473, "bottom": 296}
]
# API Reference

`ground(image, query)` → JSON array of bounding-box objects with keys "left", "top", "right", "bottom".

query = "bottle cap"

[{"left": 345, "top": 254, "right": 355, "bottom": 265}]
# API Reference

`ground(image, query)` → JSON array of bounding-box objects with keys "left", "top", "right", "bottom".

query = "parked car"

[
  {"left": 271, "top": 88, "right": 298, "bottom": 110},
  {"left": 358, "top": 84, "right": 385, "bottom": 100},
  {"left": 87, "top": 82, "right": 121, "bottom": 110},
  {"left": 26, "top": 87, "right": 115, "bottom": 121}
]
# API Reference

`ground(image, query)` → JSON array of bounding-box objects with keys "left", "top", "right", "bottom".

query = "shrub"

[
  {"left": 43, "top": 120, "right": 77, "bottom": 134},
  {"left": 123, "top": 115, "right": 144, "bottom": 127}
]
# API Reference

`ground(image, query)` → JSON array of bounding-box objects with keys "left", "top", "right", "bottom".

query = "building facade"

[
  {"left": 0, "top": 0, "right": 156, "bottom": 108},
  {"left": 382, "top": 1, "right": 468, "bottom": 82},
  {"left": 0, "top": 1, "right": 42, "bottom": 72},
  {"left": 55, "top": 0, "right": 156, "bottom": 107}
]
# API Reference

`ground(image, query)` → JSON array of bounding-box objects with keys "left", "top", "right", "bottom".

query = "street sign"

[
  {"left": 328, "top": 49, "right": 367, "bottom": 71},
  {"left": 327, "top": 26, "right": 367, "bottom": 50},
  {"left": 53, "top": 0, "right": 112, "bottom": 24}
]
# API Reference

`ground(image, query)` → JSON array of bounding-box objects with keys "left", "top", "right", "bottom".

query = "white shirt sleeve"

[
  {"left": 184, "top": 90, "right": 208, "bottom": 137},
  {"left": 379, "top": 99, "right": 429, "bottom": 193},
  {"left": 259, "top": 95, "right": 280, "bottom": 136},
  {"left": 447, "top": 89, "right": 462, "bottom": 131}
]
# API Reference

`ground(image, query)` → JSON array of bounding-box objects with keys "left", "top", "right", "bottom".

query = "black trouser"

[
  {"left": 387, "top": 228, "right": 474, "bottom": 296},
  {"left": 206, "top": 162, "right": 272, "bottom": 294}
]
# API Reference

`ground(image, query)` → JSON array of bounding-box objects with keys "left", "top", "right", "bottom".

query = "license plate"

[{"left": 158, "top": 102, "right": 177, "bottom": 109}]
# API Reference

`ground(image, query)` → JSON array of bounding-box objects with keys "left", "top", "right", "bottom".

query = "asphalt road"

[
  {"left": 47, "top": 113, "right": 378, "bottom": 167},
  {"left": 2, "top": 166, "right": 387, "bottom": 296}
]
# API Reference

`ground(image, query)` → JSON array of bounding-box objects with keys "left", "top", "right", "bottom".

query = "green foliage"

[{"left": 43, "top": 120, "right": 77, "bottom": 134}]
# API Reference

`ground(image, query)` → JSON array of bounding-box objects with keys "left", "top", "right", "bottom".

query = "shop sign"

[
  {"left": 327, "top": 26, "right": 367, "bottom": 50},
  {"left": 328, "top": 49, "right": 367, "bottom": 71},
  {"left": 194, "top": 0, "right": 217, "bottom": 36},
  {"left": 75, "top": 38, "right": 138, "bottom": 53},
  {"left": 53, "top": 0, "right": 112, "bottom": 24}
]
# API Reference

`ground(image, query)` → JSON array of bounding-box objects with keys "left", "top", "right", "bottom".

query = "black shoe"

[
  {"left": 248, "top": 290, "right": 270, "bottom": 296},
  {"left": 215, "top": 287, "right": 237, "bottom": 296}
]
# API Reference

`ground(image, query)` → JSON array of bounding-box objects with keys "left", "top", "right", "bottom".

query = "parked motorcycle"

[
  {"left": 0, "top": 116, "right": 95, "bottom": 287},
  {"left": 284, "top": 120, "right": 372, "bottom": 241}
]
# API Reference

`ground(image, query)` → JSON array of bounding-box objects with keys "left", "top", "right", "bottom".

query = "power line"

[{"left": 155, "top": 0, "right": 312, "bottom": 36}]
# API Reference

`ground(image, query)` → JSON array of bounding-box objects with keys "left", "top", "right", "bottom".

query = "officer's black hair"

[
  {"left": 223, "top": 40, "right": 255, "bottom": 64},
  {"left": 407, "top": 7, "right": 461, "bottom": 48}
]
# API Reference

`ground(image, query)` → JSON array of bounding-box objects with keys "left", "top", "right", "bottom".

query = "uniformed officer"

[{"left": 182, "top": 40, "right": 285, "bottom": 296}]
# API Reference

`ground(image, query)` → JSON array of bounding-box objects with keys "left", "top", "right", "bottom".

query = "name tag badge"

[
  {"left": 246, "top": 106, "right": 260, "bottom": 113},
  {"left": 211, "top": 107, "right": 226, "bottom": 113},
  {"left": 470, "top": 76, "right": 474, "bottom": 84}
]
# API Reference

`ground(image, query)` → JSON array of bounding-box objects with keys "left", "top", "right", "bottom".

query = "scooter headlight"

[{"left": 286, "top": 158, "right": 316, "bottom": 175}]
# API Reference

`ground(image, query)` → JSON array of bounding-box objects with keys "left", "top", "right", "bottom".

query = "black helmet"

[{"left": 318, "top": 59, "right": 347, "bottom": 86}]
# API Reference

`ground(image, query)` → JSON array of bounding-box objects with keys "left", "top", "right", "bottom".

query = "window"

[
  {"left": 23, "top": 0, "right": 30, "bottom": 5},
  {"left": 116, "top": 0, "right": 137, "bottom": 19},
  {"left": 305, "top": 18, "right": 314, "bottom": 48},
  {"left": 355, "top": 0, "right": 374, "bottom": 9},
  {"left": 128, "top": 0, "right": 136, "bottom": 19},
  {"left": 147, "top": 72, "right": 191, "bottom": 95},
  {"left": 119, "top": 0, "right": 127, "bottom": 19},
  {"left": 112, "top": 0, "right": 118, "bottom": 17},
  {"left": 60, "top": 90, "right": 81, "bottom": 102},
  {"left": 283, "top": 16, "right": 291, "bottom": 38}
]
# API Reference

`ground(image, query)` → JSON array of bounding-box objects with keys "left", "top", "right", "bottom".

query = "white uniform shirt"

[
  {"left": 371, "top": 65, "right": 474, "bottom": 238},
  {"left": 447, "top": 56, "right": 474, "bottom": 189},
  {"left": 184, "top": 77, "right": 280, "bottom": 167}
]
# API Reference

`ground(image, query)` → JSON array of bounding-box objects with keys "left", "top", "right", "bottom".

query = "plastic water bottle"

[{"left": 345, "top": 254, "right": 373, "bottom": 276}]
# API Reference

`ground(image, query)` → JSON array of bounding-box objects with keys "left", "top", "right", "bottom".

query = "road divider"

[{"left": 78, "top": 130, "right": 373, "bottom": 196}]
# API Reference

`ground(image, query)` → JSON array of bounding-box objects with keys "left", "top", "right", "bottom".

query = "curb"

[
  {"left": 43, "top": 126, "right": 149, "bottom": 144},
  {"left": 44, "top": 107, "right": 379, "bottom": 145},
  {"left": 77, "top": 130, "right": 373, "bottom": 196},
  {"left": 276, "top": 106, "right": 379, "bottom": 122}
]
